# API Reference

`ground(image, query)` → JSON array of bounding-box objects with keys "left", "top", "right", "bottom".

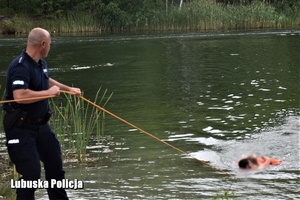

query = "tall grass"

[
  {"left": 0, "top": 1, "right": 298, "bottom": 34},
  {"left": 212, "top": 190, "right": 235, "bottom": 200},
  {"left": 55, "top": 13, "right": 100, "bottom": 33},
  {"left": 0, "top": 13, "right": 100, "bottom": 34},
  {"left": 50, "top": 88, "right": 113, "bottom": 163},
  {"left": 145, "top": 1, "right": 298, "bottom": 31},
  {"left": 118, "top": 0, "right": 299, "bottom": 31}
]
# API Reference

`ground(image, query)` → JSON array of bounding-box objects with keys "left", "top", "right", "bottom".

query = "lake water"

[{"left": 0, "top": 29, "right": 299, "bottom": 199}]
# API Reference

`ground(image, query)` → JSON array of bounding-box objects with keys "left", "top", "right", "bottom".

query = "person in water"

[{"left": 238, "top": 154, "right": 282, "bottom": 170}]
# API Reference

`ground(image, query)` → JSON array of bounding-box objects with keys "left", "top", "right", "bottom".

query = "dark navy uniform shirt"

[{"left": 4, "top": 50, "right": 50, "bottom": 118}]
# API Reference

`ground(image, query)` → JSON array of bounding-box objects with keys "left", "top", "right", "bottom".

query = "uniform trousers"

[{"left": 5, "top": 123, "right": 68, "bottom": 200}]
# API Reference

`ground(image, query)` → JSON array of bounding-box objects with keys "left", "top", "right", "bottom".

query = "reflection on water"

[{"left": 0, "top": 30, "right": 299, "bottom": 199}]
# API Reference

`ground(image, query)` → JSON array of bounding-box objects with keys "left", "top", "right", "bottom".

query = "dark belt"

[
  {"left": 23, "top": 110, "right": 52, "bottom": 125},
  {"left": 23, "top": 116, "right": 46, "bottom": 125}
]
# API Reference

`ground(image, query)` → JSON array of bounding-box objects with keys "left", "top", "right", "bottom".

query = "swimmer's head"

[{"left": 238, "top": 158, "right": 250, "bottom": 169}]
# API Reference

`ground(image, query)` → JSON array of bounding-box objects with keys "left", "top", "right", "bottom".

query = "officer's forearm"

[
  {"left": 49, "top": 78, "right": 72, "bottom": 91},
  {"left": 13, "top": 88, "right": 54, "bottom": 104}
]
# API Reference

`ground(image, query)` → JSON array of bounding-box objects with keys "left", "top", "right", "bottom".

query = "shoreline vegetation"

[{"left": 0, "top": 0, "right": 299, "bottom": 34}]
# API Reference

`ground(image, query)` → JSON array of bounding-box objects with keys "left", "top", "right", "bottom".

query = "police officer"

[{"left": 3, "top": 27, "right": 81, "bottom": 199}]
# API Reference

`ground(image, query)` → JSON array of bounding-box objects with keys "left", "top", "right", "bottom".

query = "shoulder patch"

[
  {"left": 8, "top": 139, "right": 20, "bottom": 144},
  {"left": 13, "top": 80, "right": 25, "bottom": 85},
  {"left": 18, "top": 57, "right": 23, "bottom": 63}
]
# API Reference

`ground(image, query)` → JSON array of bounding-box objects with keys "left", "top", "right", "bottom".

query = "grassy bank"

[{"left": 0, "top": 1, "right": 299, "bottom": 34}]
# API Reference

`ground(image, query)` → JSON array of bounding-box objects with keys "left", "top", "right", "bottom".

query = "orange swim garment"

[{"left": 257, "top": 157, "right": 282, "bottom": 165}]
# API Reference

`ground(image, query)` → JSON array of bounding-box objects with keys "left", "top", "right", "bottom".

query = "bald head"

[
  {"left": 26, "top": 27, "right": 52, "bottom": 61},
  {"left": 27, "top": 28, "right": 50, "bottom": 47}
]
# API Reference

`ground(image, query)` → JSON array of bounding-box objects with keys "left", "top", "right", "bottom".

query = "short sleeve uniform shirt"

[{"left": 4, "top": 50, "right": 50, "bottom": 118}]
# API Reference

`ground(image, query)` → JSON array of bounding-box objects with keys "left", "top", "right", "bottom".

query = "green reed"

[
  {"left": 0, "top": 13, "right": 99, "bottom": 34},
  {"left": 155, "top": 1, "right": 294, "bottom": 31},
  {"left": 128, "top": 1, "right": 284, "bottom": 31},
  {"left": 50, "top": 88, "right": 113, "bottom": 163},
  {"left": 212, "top": 190, "right": 235, "bottom": 200},
  {"left": 55, "top": 13, "right": 99, "bottom": 33},
  {"left": 1, "top": 1, "right": 298, "bottom": 34}
]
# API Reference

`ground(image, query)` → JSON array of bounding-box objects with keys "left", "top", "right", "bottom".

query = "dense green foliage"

[{"left": 0, "top": 0, "right": 299, "bottom": 33}]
